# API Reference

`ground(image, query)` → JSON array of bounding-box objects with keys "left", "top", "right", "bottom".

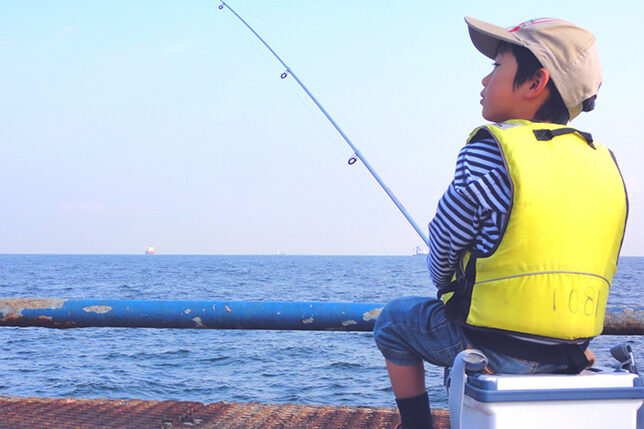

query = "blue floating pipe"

[
  {"left": 0, "top": 298, "right": 383, "bottom": 331},
  {"left": 0, "top": 299, "right": 641, "bottom": 334}
]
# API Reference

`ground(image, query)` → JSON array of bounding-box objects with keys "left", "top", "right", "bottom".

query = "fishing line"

[
  {"left": 283, "top": 79, "right": 392, "bottom": 255},
  {"left": 218, "top": 1, "right": 430, "bottom": 247},
  {"left": 280, "top": 69, "right": 346, "bottom": 159}
]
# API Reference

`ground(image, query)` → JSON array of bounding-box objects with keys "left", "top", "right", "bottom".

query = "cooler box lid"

[{"left": 465, "top": 368, "right": 644, "bottom": 403}]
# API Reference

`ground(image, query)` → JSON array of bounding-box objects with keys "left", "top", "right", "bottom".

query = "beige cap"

[{"left": 465, "top": 16, "right": 601, "bottom": 120}]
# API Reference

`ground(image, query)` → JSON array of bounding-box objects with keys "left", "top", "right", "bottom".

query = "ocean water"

[{"left": 0, "top": 255, "right": 641, "bottom": 409}]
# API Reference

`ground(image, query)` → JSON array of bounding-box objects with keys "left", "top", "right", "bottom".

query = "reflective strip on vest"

[{"left": 444, "top": 120, "right": 628, "bottom": 342}]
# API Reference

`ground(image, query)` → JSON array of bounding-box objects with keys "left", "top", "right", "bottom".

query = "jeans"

[{"left": 373, "top": 296, "right": 571, "bottom": 374}]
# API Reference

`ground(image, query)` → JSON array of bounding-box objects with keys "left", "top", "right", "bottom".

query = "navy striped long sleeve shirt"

[{"left": 427, "top": 137, "right": 512, "bottom": 287}]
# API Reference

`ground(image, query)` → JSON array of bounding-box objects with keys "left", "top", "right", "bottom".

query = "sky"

[{"left": 1, "top": 0, "right": 642, "bottom": 256}]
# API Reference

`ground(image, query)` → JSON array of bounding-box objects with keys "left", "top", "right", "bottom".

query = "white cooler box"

[{"left": 457, "top": 369, "right": 643, "bottom": 429}]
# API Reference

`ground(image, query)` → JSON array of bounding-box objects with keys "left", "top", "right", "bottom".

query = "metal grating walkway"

[{"left": 0, "top": 396, "right": 451, "bottom": 428}]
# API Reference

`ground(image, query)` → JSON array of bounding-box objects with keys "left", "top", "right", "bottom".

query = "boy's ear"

[{"left": 525, "top": 68, "right": 550, "bottom": 99}]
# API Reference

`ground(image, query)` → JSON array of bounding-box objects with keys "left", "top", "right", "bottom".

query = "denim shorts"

[{"left": 373, "top": 296, "right": 571, "bottom": 374}]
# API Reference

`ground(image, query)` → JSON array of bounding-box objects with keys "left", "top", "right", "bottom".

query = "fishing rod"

[{"left": 218, "top": 1, "right": 430, "bottom": 247}]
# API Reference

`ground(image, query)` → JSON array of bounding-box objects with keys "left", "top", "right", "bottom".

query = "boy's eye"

[{"left": 492, "top": 62, "right": 501, "bottom": 68}]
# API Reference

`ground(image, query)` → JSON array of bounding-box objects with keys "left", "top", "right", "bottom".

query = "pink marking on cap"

[{"left": 508, "top": 18, "right": 565, "bottom": 33}]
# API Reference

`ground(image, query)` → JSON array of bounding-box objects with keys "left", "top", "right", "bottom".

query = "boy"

[{"left": 373, "top": 17, "right": 628, "bottom": 429}]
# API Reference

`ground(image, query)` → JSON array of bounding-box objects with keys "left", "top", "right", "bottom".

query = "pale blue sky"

[{"left": 1, "top": 1, "right": 642, "bottom": 255}]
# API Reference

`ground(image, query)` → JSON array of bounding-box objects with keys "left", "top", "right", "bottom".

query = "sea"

[{"left": 0, "top": 255, "right": 642, "bottom": 409}]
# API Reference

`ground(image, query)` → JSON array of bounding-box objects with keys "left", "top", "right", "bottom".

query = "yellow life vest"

[{"left": 441, "top": 120, "right": 628, "bottom": 343}]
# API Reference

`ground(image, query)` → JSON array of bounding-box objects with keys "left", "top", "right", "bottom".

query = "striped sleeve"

[{"left": 427, "top": 137, "right": 512, "bottom": 287}]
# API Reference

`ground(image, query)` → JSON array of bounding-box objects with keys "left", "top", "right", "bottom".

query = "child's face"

[{"left": 480, "top": 50, "right": 526, "bottom": 123}]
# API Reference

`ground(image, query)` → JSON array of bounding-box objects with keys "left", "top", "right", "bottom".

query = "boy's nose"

[{"left": 482, "top": 73, "right": 490, "bottom": 87}]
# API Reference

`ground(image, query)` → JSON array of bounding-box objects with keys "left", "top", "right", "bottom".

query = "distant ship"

[
  {"left": 145, "top": 246, "right": 155, "bottom": 255},
  {"left": 413, "top": 246, "right": 428, "bottom": 256}
]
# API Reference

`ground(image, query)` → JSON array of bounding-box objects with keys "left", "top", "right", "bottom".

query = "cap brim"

[{"left": 465, "top": 16, "right": 523, "bottom": 59}]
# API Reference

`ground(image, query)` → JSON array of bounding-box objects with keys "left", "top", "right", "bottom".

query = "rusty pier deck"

[{"left": 0, "top": 396, "right": 451, "bottom": 429}]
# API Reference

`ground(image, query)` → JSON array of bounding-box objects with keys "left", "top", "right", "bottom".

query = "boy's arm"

[{"left": 427, "top": 138, "right": 511, "bottom": 287}]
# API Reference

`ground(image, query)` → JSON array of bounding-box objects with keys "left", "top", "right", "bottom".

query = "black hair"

[{"left": 496, "top": 41, "right": 570, "bottom": 124}]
